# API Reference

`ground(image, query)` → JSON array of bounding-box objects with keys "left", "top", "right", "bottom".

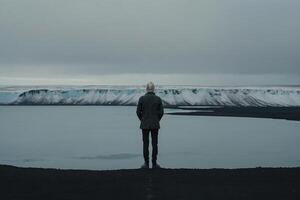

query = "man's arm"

[
  {"left": 158, "top": 98, "right": 164, "bottom": 120},
  {"left": 136, "top": 96, "right": 143, "bottom": 120}
]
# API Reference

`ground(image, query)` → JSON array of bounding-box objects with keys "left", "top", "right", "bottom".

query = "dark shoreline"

[
  {"left": 167, "top": 106, "right": 300, "bottom": 121},
  {"left": 1, "top": 164, "right": 300, "bottom": 200}
]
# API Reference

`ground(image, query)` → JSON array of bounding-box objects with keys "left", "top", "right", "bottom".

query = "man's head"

[{"left": 146, "top": 82, "right": 155, "bottom": 93}]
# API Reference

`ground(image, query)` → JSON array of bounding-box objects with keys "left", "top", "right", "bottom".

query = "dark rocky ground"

[
  {"left": 167, "top": 106, "right": 300, "bottom": 121},
  {"left": 1, "top": 164, "right": 300, "bottom": 200}
]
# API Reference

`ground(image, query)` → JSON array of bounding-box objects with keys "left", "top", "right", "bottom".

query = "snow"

[{"left": 0, "top": 85, "right": 300, "bottom": 106}]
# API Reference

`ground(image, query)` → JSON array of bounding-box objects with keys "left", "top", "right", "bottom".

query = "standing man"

[{"left": 136, "top": 82, "right": 164, "bottom": 169}]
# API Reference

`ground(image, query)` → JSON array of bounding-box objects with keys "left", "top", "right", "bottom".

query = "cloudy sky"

[{"left": 0, "top": 0, "right": 299, "bottom": 85}]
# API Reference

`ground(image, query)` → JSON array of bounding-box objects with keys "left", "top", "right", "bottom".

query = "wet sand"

[{"left": 1, "top": 164, "right": 300, "bottom": 200}]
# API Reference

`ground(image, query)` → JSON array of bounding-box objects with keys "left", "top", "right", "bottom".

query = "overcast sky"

[{"left": 0, "top": 0, "right": 299, "bottom": 85}]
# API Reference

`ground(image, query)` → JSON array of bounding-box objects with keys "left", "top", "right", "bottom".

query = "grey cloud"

[{"left": 0, "top": 0, "right": 299, "bottom": 77}]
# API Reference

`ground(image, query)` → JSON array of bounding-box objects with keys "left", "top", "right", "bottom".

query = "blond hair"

[{"left": 146, "top": 82, "right": 155, "bottom": 92}]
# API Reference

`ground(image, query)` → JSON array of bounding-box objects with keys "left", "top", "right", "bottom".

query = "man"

[{"left": 136, "top": 82, "right": 164, "bottom": 169}]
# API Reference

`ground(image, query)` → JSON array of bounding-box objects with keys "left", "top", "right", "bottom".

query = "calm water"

[{"left": 0, "top": 106, "right": 300, "bottom": 170}]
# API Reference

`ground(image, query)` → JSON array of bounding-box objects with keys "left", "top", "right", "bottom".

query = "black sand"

[
  {"left": 1, "top": 164, "right": 300, "bottom": 200},
  {"left": 167, "top": 106, "right": 300, "bottom": 121}
]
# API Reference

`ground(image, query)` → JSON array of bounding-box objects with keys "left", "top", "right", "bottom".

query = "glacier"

[{"left": 0, "top": 85, "right": 300, "bottom": 107}]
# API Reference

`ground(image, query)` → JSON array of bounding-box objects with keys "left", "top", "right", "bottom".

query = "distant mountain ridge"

[{"left": 0, "top": 86, "right": 300, "bottom": 106}]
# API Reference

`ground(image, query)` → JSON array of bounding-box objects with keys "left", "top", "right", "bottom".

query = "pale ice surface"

[
  {"left": 0, "top": 106, "right": 300, "bottom": 170},
  {"left": 1, "top": 85, "right": 300, "bottom": 106}
]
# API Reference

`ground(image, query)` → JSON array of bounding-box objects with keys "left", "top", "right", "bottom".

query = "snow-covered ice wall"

[{"left": 1, "top": 86, "right": 300, "bottom": 106}]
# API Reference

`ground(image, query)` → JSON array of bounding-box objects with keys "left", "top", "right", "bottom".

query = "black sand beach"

[
  {"left": 167, "top": 106, "right": 300, "bottom": 121},
  {"left": 1, "top": 164, "right": 300, "bottom": 200}
]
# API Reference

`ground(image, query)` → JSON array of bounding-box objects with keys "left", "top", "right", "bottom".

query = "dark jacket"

[{"left": 136, "top": 92, "right": 164, "bottom": 130}]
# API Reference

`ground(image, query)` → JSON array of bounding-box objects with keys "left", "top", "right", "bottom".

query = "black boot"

[
  {"left": 152, "top": 160, "right": 161, "bottom": 169},
  {"left": 140, "top": 162, "right": 149, "bottom": 169}
]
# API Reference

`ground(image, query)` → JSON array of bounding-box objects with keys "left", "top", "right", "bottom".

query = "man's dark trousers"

[{"left": 142, "top": 129, "right": 158, "bottom": 165}]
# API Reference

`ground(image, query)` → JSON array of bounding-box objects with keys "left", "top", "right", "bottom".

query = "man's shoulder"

[
  {"left": 156, "top": 95, "right": 162, "bottom": 101},
  {"left": 141, "top": 93, "right": 161, "bottom": 101},
  {"left": 138, "top": 95, "right": 145, "bottom": 102}
]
